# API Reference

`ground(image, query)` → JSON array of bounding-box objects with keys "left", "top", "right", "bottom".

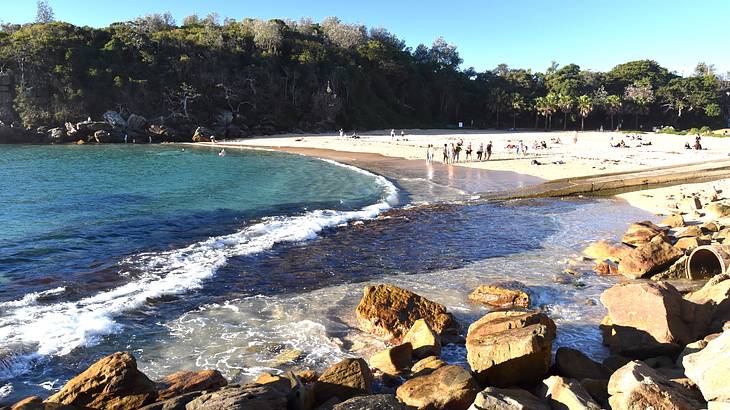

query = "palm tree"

[
  {"left": 545, "top": 92, "right": 559, "bottom": 130},
  {"left": 535, "top": 97, "right": 548, "bottom": 130},
  {"left": 604, "top": 95, "right": 621, "bottom": 131},
  {"left": 489, "top": 88, "right": 509, "bottom": 129},
  {"left": 510, "top": 93, "right": 526, "bottom": 129},
  {"left": 577, "top": 95, "right": 593, "bottom": 131},
  {"left": 557, "top": 93, "right": 574, "bottom": 130}
]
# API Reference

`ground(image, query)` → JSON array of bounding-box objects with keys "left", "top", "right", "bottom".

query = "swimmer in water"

[{"left": 218, "top": 149, "right": 226, "bottom": 157}]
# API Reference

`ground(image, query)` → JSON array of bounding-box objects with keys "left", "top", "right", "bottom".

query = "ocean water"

[{"left": 0, "top": 144, "right": 651, "bottom": 403}]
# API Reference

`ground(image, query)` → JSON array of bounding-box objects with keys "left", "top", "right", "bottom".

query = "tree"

[
  {"left": 604, "top": 95, "right": 621, "bottom": 131},
  {"left": 577, "top": 95, "right": 593, "bottom": 131},
  {"left": 252, "top": 19, "right": 282, "bottom": 53},
  {"left": 182, "top": 14, "right": 201, "bottom": 26},
  {"left": 166, "top": 83, "right": 201, "bottom": 118},
  {"left": 557, "top": 93, "right": 574, "bottom": 130},
  {"left": 545, "top": 92, "right": 559, "bottom": 130},
  {"left": 321, "top": 16, "right": 366, "bottom": 49},
  {"left": 624, "top": 80, "right": 654, "bottom": 129},
  {"left": 36, "top": 0, "right": 54, "bottom": 23},
  {"left": 510, "top": 93, "right": 526, "bottom": 129},
  {"left": 705, "top": 103, "right": 721, "bottom": 118},
  {"left": 489, "top": 88, "right": 509, "bottom": 128}
]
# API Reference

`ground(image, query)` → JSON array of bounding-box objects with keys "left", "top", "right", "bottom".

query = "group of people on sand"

[
  {"left": 610, "top": 134, "right": 652, "bottom": 148},
  {"left": 429, "top": 139, "right": 493, "bottom": 164},
  {"left": 686, "top": 135, "right": 703, "bottom": 150}
]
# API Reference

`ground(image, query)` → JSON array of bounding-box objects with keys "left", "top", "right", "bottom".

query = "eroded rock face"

[
  {"left": 331, "top": 394, "right": 405, "bottom": 410},
  {"left": 315, "top": 358, "right": 373, "bottom": 404},
  {"left": 44, "top": 352, "right": 157, "bottom": 410},
  {"left": 583, "top": 240, "right": 633, "bottom": 262},
  {"left": 621, "top": 221, "right": 667, "bottom": 247},
  {"left": 185, "top": 384, "right": 287, "bottom": 410},
  {"left": 355, "top": 284, "right": 458, "bottom": 342},
  {"left": 469, "top": 387, "right": 549, "bottom": 410},
  {"left": 607, "top": 361, "right": 704, "bottom": 410},
  {"left": 465, "top": 311, "right": 555, "bottom": 386},
  {"left": 618, "top": 236, "right": 683, "bottom": 279},
  {"left": 537, "top": 376, "right": 601, "bottom": 410},
  {"left": 156, "top": 370, "right": 227, "bottom": 401},
  {"left": 600, "top": 282, "right": 701, "bottom": 357},
  {"left": 468, "top": 281, "right": 531, "bottom": 309},
  {"left": 396, "top": 365, "right": 478, "bottom": 410},
  {"left": 683, "top": 330, "right": 730, "bottom": 403},
  {"left": 402, "top": 319, "right": 441, "bottom": 359}
]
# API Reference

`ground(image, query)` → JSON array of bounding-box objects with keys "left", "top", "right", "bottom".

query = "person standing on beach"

[
  {"left": 339, "top": 128, "right": 344, "bottom": 137},
  {"left": 401, "top": 130, "right": 405, "bottom": 138},
  {"left": 477, "top": 142, "right": 483, "bottom": 161},
  {"left": 486, "top": 141, "right": 493, "bottom": 160},
  {"left": 465, "top": 142, "right": 472, "bottom": 162},
  {"left": 426, "top": 144, "right": 434, "bottom": 163},
  {"left": 390, "top": 129, "right": 395, "bottom": 139},
  {"left": 454, "top": 143, "right": 461, "bottom": 163},
  {"left": 573, "top": 130, "right": 578, "bottom": 144},
  {"left": 443, "top": 144, "right": 449, "bottom": 163}
]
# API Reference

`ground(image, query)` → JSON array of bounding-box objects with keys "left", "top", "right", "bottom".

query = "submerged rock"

[
  {"left": 396, "top": 365, "right": 478, "bottom": 410},
  {"left": 468, "top": 281, "right": 531, "bottom": 309},
  {"left": 355, "top": 284, "right": 458, "bottom": 342},
  {"left": 44, "top": 352, "right": 157, "bottom": 410},
  {"left": 465, "top": 311, "right": 555, "bottom": 386}
]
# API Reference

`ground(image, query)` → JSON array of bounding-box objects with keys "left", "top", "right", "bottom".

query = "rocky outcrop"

[
  {"left": 583, "top": 240, "right": 633, "bottom": 262},
  {"left": 355, "top": 284, "right": 459, "bottom": 342},
  {"left": 660, "top": 214, "right": 686, "bottom": 228},
  {"left": 469, "top": 387, "right": 549, "bottom": 410},
  {"left": 554, "top": 347, "right": 611, "bottom": 381},
  {"left": 44, "top": 352, "right": 157, "bottom": 410},
  {"left": 607, "top": 361, "right": 704, "bottom": 410},
  {"left": 368, "top": 343, "right": 412, "bottom": 375},
  {"left": 618, "top": 235, "right": 683, "bottom": 279},
  {"left": 683, "top": 329, "right": 730, "bottom": 404},
  {"left": 192, "top": 127, "right": 215, "bottom": 142},
  {"left": 685, "top": 274, "right": 730, "bottom": 333},
  {"left": 396, "top": 365, "right": 478, "bottom": 410},
  {"left": 315, "top": 358, "right": 373, "bottom": 404},
  {"left": 156, "top": 370, "right": 227, "bottom": 401},
  {"left": 185, "top": 384, "right": 287, "bottom": 410},
  {"left": 402, "top": 319, "right": 441, "bottom": 359},
  {"left": 103, "top": 111, "right": 127, "bottom": 128},
  {"left": 600, "top": 282, "right": 701, "bottom": 357},
  {"left": 621, "top": 221, "right": 667, "bottom": 247},
  {"left": 465, "top": 311, "right": 556, "bottom": 386},
  {"left": 411, "top": 356, "right": 446, "bottom": 377},
  {"left": 468, "top": 281, "right": 530, "bottom": 309},
  {"left": 331, "top": 394, "right": 405, "bottom": 410},
  {"left": 138, "top": 392, "right": 202, "bottom": 410},
  {"left": 9, "top": 396, "right": 92, "bottom": 410},
  {"left": 537, "top": 376, "right": 601, "bottom": 410}
]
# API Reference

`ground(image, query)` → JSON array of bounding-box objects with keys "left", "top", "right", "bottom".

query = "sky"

[{"left": 2, "top": 0, "right": 729, "bottom": 76}]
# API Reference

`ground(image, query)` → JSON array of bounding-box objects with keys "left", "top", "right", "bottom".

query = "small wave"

[
  {"left": 0, "top": 287, "right": 66, "bottom": 309},
  {"left": 0, "top": 159, "right": 398, "bottom": 380}
]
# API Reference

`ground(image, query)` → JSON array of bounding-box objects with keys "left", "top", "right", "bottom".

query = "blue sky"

[{"left": 3, "top": 0, "right": 728, "bottom": 76}]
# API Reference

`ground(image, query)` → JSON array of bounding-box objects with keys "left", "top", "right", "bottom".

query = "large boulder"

[
  {"left": 468, "top": 281, "right": 531, "bottom": 309},
  {"left": 315, "top": 358, "right": 373, "bottom": 404},
  {"left": 44, "top": 352, "right": 157, "bottom": 410},
  {"left": 618, "top": 235, "right": 683, "bottom": 279},
  {"left": 583, "top": 240, "right": 633, "bottom": 262},
  {"left": 185, "top": 384, "right": 287, "bottom": 410},
  {"left": 685, "top": 274, "right": 730, "bottom": 334},
  {"left": 402, "top": 319, "right": 441, "bottom": 359},
  {"left": 396, "top": 365, "right": 478, "bottom": 410},
  {"left": 607, "top": 361, "right": 704, "bottom": 410},
  {"left": 355, "top": 284, "right": 459, "bottom": 342},
  {"left": 156, "top": 370, "right": 227, "bottom": 401},
  {"left": 683, "top": 329, "right": 730, "bottom": 404},
  {"left": 9, "top": 396, "right": 92, "bottom": 409},
  {"left": 469, "top": 387, "right": 549, "bottom": 410},
  {"left": 368, "top": 343, "right": 412, "bottom": 375},
  {"left": 126, "top": 114, "right": 147, "bottom": 131},
  {"left": 466, "top": 311, "right": 556, "bottom": 386},
  {"left": 554, "top": 347, "right": 611, "bottom": 381},
  {"left": 411, "top": 356, "right": 446, "bottom": 377},
  {"left": 660, "top": 214, "right": 686, "bottom": 228},
  {"left": 621, "top": 221, "right": 667, "bottom": 247},
  {"left": 331, "top": 394, "right": 405, "bottom": 410},
  {"left": 103, "top": 111, "right": 127, "bottom": 128},
  {"left": 537, "top": 376, "right": 601, "bottom": 410},
  {"left": 600, "top": 282, "right": 702, "bottom": 357}
]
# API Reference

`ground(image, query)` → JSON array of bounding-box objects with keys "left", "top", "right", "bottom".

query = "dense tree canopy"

[{"left": 0, "top": 15, "right": 728, "bottom": 141}]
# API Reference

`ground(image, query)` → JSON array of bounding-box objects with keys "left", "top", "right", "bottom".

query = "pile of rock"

[{"left": 6, "top": 281, "right": 728, "bottom": 410}]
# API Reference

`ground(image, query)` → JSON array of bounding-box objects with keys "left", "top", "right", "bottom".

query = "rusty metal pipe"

[{"left": 686, "top": 245, "right": 730, "bottom": 280}]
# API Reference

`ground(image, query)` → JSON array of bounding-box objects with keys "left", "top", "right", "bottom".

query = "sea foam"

[{"left": 0, "top": 159, "right": 397, "bottom": 380}]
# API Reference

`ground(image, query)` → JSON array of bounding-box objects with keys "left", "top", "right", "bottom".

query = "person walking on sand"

[
  {"left": 339, "top": 128, "right": 344, "bottom": 137},
  {"left": 486, "top": 141, "right": 493, "bottom": 160},
  {"left": 454, "top": 143, "right": 461, "bottom": 163},
  {"left": 443, "top": 144, "right": 449, "bottom": 163},
  {"left": 426, "top": 144, "right": 434, "bottom": 163},
  {"left": 465, "top": 142, "right": 472, "bottom": 162},
  {"left": 477, "top": 142, "right": 483, "bottom": 161},
  {"left": 390, "top": 129, "right": 395, "bottom": 139}
]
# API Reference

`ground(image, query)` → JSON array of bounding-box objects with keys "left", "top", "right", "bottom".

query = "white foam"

[
  {"left": 0, "top": 287, "right": 65, "bottom": 309},
  {"left": 0, "top": 159, "right": 398, "bottom": 380}
]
